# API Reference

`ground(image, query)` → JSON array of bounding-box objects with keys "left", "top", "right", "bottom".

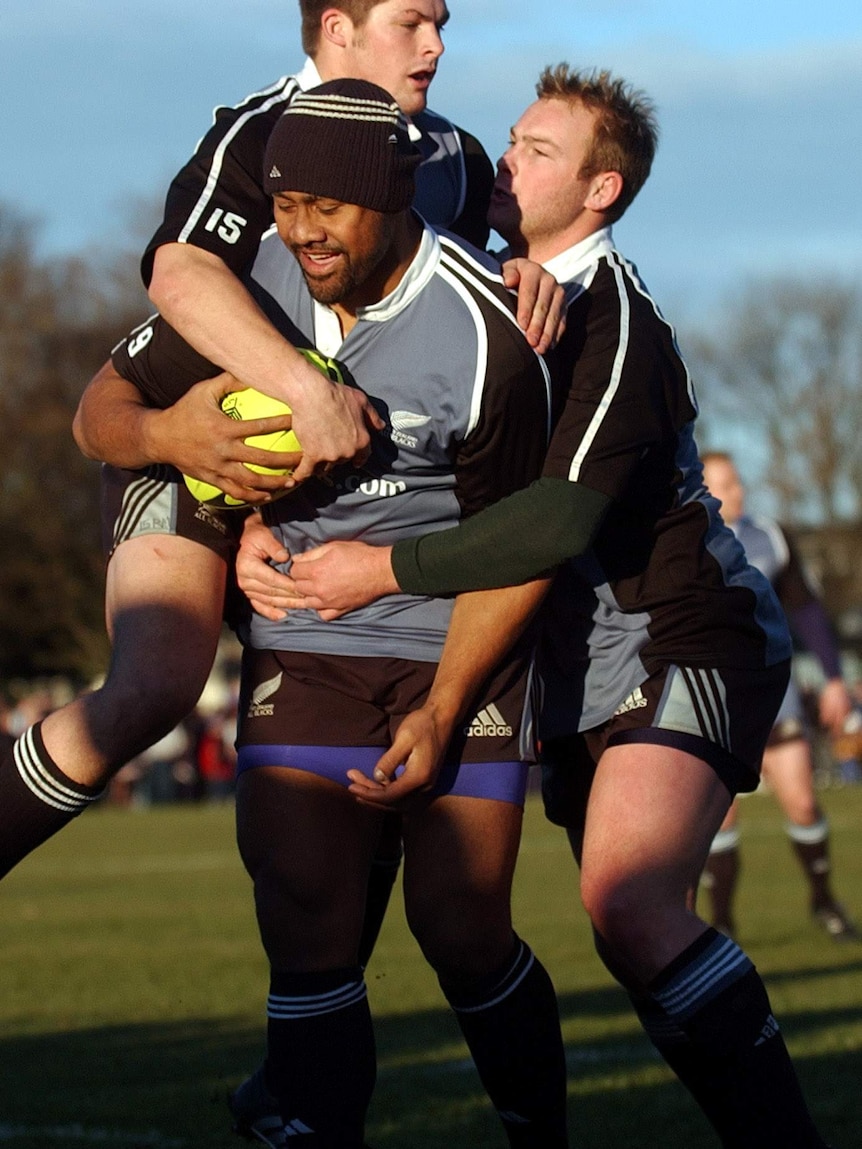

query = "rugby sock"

[
  {"left": 264, "top": 966, "right": 375, "bottom": 1148},
  {"left": 440, "top": 936, "right": 569, "bottom": 1148},
  {"left": 701, "top": 827, "right": 740, "bottom": 936},
  {"left": 649, "top": 929, "right": 827, "bottom": 1147},
  {"left": 0, "top": 723, "right": 104, "bottom": 879},
  {"left": 628, "top": 989, "right": 730, "bottom": 1135},
  {"left": 786, "top": 818, "right": 833, "bottom": 911}
]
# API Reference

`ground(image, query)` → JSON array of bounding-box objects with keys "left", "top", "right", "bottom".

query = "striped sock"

[
  {"left": 0, "top": 722, "right": 104, "bottom": 878},
  {"left": 649, "top": 929, "right": 827, "bottom": 1147},
  {"left": 441, "top": 936, "right": 569, "bottom": 1148},
  {"left": 265, "top": 966, "right": 375, "bottom": 1148}
]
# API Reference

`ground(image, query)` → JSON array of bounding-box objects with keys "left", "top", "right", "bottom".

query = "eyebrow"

[
  {"left": 512, "top": 129, "right": 561, "bottom": 151},
  {"left": 401, "top": 5, "right": 450, "bottom": 23}
]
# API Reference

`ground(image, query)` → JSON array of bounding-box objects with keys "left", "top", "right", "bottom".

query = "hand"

[
  {"left": 288, "top": 356, "right": 386, "bottom": 484},
  {"left": 286, "top": 541, "right": 400, "bottom": 619},
  {"left": 501, "top": 257, "right": 567, "bottom": 353},
  {"left": 154, "top": 374, "right": 303, "bottom": 504},
  {"left": 819, "top": 677, "right": 853, "bottom": 737},
  {"left": 236, "top": 513, "right": 293, "bottom": 620},
  {"left": 347, "top": 705, "right": 450, "bottom": 811}
]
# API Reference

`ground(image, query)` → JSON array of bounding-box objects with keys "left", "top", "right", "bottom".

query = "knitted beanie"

[{"left": 264, "top": 79, "right": 422, "bottom": 212}]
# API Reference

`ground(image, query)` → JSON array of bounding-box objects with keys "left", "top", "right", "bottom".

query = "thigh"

[
  {"left": 402, "top": 794, "right": 523, "bottom": 979},
  {"left": 105, "top": 534, "right": 226, "bottom": 688},
  {"left": 580, "top": 742, "right": 732, "bottom": 976},
  {"left": 761, "top": 738, "right": 817, "bottom": 819},
  {"left": 236, "top": 765, "right": 384, "bottom": 971}
]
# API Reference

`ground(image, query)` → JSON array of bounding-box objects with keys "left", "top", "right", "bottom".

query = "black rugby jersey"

[
  {"left": 141, "top": 59, "right": 493, "bottom": 286},
  {"left": 534, "top": 229, "right": 791, "bottom": 732}
]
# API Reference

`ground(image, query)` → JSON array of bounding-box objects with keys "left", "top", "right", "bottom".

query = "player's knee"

[
  {"left": 407, "top": 893, "right": 510, "bottom": 979},
  {"left": 581, "top": 872, "right": 657, "bottom": 959}
]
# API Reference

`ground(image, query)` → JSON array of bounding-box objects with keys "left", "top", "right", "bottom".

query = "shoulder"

[
  {"left": 414, "top": 108, "right": 491, "bottom": 160},
  {"left": 207, "top": 75, "right": 302, "bottom": 142}
]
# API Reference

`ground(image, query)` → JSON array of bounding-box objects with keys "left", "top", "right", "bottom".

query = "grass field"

[{"left": 1, "top": 785, "right": 861, "bottom": 1148}]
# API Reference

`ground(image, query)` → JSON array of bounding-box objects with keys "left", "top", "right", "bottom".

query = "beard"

[{"left": 291, "top": 223, "right": 394, "bottom": 308}]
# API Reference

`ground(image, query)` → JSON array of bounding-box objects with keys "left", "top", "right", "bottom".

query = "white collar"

[{"left": 498, "top": 226, "right": 616, "bottom": 288}]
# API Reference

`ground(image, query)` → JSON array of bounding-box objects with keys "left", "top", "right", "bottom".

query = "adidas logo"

[
  {"left": 754, "top": 1014, "right": 780, "bottom": 1046},
  {"left": 465, "top": 703, "right": 512, "bottom": 738},
  {"left": 614, "top": 686, "right": 649, "bottom": 716},
  {"left": 247, "top": 671, "right": 283, "bottom": 719},
  {"left": 269, "top": 164, "right": 282, "bottom": 178},
  {"left": 283, "top": 1116, "right": 315, "bottom": 1136},
  {"left": 498, "top": 1110, "right": 531, "bottom": 1125}
]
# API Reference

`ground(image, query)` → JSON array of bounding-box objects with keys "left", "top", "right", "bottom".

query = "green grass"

[{"left": 1, "top": 787, "right": 861, "bottom": 1147}]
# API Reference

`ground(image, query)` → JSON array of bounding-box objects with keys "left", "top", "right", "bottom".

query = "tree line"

[{"left": 1, "top": 200, "right": 860, "bottom": 687}]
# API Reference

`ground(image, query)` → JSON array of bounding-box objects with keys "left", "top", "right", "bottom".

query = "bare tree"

[
  {"left": 687, "top": 278, "right": 862, "bottom": 524},
  {"left": 0, "top": 204, "right": 150, "bottom": 685}
]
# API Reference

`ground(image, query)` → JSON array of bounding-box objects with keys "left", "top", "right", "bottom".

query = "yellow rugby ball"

[{"left": 183, "top": 348, "right": 344, "bottom": 510}]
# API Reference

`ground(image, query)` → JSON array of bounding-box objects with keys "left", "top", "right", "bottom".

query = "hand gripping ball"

[{"left": 183, "top": 348, "right": 344, "bottom": 509}]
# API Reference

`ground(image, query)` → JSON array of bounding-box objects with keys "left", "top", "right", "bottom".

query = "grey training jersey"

[{"left": 248, "top": 224, "right": 551, "bottom": 660}]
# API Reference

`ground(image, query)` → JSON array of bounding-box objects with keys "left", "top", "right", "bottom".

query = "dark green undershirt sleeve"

[{"left": 391, "top": 476, "right": 612, "bottom": 596}]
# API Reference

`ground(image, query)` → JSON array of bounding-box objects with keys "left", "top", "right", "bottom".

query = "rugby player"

[{"left": 700, "top": 450, "right": 858, "bottom": 942}]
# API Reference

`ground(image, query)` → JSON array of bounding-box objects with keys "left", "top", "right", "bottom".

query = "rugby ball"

[{"left": 183, "top": 348, "right": 344, "bottom": 509}]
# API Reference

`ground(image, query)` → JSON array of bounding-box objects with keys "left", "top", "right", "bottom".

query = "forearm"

[
  {"left": 73, "top": 361, "right": 169, "bottom": 468},
  {"left": 392, "top": 476, "right": 611, "bottom": 596},
  {"left": 788, "top": 600, "right": 843, "bottom": 681},
  {"left": 149, "top": 243, "right": 321, "bottom": 406},
  {"left": 424, "top": 579, "right": 551, "bottom": 728}
]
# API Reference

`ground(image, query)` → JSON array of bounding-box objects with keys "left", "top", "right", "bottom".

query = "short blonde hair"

[{"left": 536, "top": 64, "right": 658, "bottom": 222}]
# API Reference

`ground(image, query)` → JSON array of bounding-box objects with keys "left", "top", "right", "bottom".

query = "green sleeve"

[{"left": 391, "top": 476, "right": 611, "bottom": 595}]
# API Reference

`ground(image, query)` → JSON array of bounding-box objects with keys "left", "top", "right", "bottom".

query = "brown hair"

[
  {"left": 299, "top": 1, "right": 385, "bottom": 55},
  {"left": 536, "top": 63, "right": 658, "bottom": 222}
]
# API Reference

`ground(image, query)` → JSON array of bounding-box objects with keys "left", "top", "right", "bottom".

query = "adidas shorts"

[
  {"left": 100, "top": 462, "right": 243, "bottom": 561},
  {"left": 541, "top": 659, "right": 791, "bottom": 826},
  {"left": 235, "top": 647, "right": 537, "bottom": 806}
]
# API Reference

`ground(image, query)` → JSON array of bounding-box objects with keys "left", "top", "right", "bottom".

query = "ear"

[
  {"left": 320, "top": 7, "right": 351, "bottom": 48},
  {"left": 585, "top": 171, "right": 624, "bottom": 214}
]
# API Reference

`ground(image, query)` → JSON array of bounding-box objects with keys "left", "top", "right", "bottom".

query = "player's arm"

[
  {"left": 149, "top": 244, "right": 383, "bottom": 481},
  {"left": 774, "top": 528, "right": 853, "bottom": 735},
  {"left": 143, "top": 96, "right": 382, "bottom": 481},
  {"left": 73, "top": 360, "right": 298, "bottom": 505},
  {"left": 348, "top": 577, "right": 552, "bottom": 808}
]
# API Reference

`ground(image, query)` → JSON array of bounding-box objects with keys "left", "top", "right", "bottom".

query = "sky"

[{"left": 3, "top": 0, "right": 862, "bottom": 324}]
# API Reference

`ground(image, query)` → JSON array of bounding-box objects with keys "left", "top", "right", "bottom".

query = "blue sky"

[{"left": 3, "top": 1, "right": 862, "bottom": 319}]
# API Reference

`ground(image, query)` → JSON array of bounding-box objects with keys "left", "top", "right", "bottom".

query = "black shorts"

[
  {"left": 235, "top": 648, "right": 538, "bottom": 806},
  {"left": 100, "top": 463, "right": 243, "bottom": 561},
  {"left": 541, "top": 659, "right": 791, "bottom": 826}
]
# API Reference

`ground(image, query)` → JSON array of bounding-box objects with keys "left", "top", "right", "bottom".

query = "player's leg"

[
  {"left": 762, "top": 737, "right": 858, "bottom": 939},
  {"left": 0, "top": 531, "right": 226, "bottom": 878},
  {"left": 579, "top": 741, "right": 828, "bottom": 1147},
  {"left": 700, "top": 799, "right": 741, "bottom": 936},
  {"left": 403, "top": 790, "right": 568, "bottom": 1148},
  {"left": 235, "top": 765, "right": 382, "bottom": 1149},
  {"left": 231, "top": 650, "right": 392, "bottom": 1148}
]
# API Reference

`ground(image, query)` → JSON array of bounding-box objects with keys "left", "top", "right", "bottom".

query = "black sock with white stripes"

[
  {"left": 0, "top": 723, "right": 104, "bottom": 879},
  {"left": 265, "top": 966, "right": 375, "bottom": 1148},
  {"left": 440, "top": 936, "right": 569, "bottom": 1148},
  {"left": 648, "top": 929, "right": 827, "bottom": 1147}
]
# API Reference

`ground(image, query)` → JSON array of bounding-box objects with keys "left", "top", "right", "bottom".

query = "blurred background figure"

[{"left": 699, "top": 451, "right": 859, "bottom": 941}]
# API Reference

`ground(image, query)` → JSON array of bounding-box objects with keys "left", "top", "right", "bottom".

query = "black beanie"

[{"left": 264, "top": 79, "right": 422, "bottom": 213}]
